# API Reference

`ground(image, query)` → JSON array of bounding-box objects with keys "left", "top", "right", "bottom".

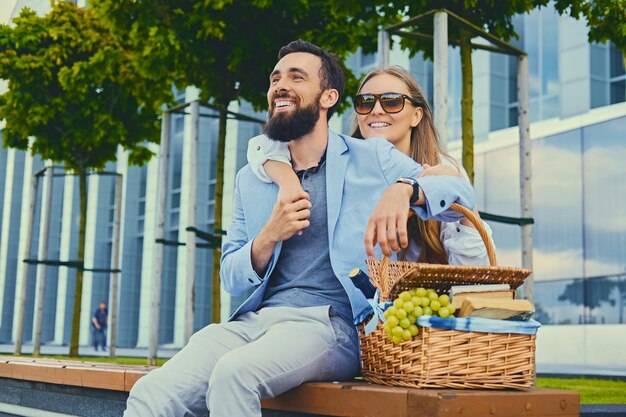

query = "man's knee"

[
  {"left": 208, "top": 352, "right": 255, "bottom": 395},
  {"left": 210, "top": 353, "right": 242, "bottom": 384},
  {"left": 125, "top": 372, "right": 163, "bottom": 416},
  {"left": 127, "top": 368, "right": 199, "bottom": 417}
]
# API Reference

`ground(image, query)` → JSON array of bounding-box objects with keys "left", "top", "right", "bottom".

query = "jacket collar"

[{"left": 326, "top": 130, "right": 349, "bottom": 241}]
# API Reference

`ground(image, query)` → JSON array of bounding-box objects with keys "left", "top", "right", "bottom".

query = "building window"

[
  {"left": 590, "top": 43, "right": 625, "bottom": 109},
  {"left": 609, "top": 44, "right": 626, "bottom": 104},
  {"left": 506, "top": 6, "right": 559, "bottom": 125}
]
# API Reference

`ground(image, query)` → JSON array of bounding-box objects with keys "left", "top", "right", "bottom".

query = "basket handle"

[{"left": 377, "top": 257, "right": 390, "bottom": 296}]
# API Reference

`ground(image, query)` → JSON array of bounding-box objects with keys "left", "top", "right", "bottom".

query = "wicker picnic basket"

[{"left": 358, "top": 203, "right": 535, "bottom": 389}]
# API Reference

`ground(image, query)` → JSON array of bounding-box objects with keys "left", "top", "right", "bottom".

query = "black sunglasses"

[{"left": 352, "top": 92, "right": 419, "bottom": 115}]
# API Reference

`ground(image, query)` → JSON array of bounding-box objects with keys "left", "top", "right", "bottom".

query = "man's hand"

[
  {"left": 277, "top": 183, "right": 309, "bottom": 236},
  {"left": 364, "top": 183, "right": 413, "bottom": 259},
  {"left": 251, "top": 191, "right": 311, "bottom": 274},
  {"left": 265, "top": 190, "right": 311, "bottom": 241}
]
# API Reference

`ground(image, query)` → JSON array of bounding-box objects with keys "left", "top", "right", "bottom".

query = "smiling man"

[{"left": 124, "top": 40, "right": 474, "bottom": 417}]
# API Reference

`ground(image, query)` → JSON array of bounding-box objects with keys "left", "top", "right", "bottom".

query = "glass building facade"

[{"left": 0, "top": 1, "right": 624, "bottom": 370}]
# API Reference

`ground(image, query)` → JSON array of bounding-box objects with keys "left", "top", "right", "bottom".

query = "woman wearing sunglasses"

[{"left": 248, "top": 66, "right": 491, "bottom": 265}]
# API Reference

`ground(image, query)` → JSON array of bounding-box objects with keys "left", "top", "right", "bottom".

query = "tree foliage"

[
  {"left": 0, "top": 2, "right": 168, "bottom": 169},
  {"left": 91, "top": 0, "right": 402, "bottom": 111},
  {"left": 0, "top": 1, "right": 168, "bottom": 356}
]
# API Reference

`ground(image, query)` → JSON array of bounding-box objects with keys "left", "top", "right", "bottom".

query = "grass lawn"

[{"left": 536, "top": 377, "right": 626, "bottom": 404}]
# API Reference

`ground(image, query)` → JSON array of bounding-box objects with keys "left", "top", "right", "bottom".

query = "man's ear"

[{"left": 320, "top": 88, "right": 340, "bottom": 110}]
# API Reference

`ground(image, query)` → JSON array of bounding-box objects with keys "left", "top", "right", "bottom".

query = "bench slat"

[{"left": 262, "top": 382, "right": 412, "bottom": 417}]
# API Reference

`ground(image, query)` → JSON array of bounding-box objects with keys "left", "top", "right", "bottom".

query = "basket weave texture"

[{"left": 358, "top": 203, "right": 535, "bottom": 390}]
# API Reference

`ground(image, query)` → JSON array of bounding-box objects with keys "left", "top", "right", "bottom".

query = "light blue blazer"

[{"left": 221, "top": 131, "right": 475, "bottom": 323}]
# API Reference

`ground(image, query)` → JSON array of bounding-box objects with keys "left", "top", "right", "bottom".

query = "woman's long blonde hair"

[{"left": 351, "top": 66, "right": 451, "bottom": 264}]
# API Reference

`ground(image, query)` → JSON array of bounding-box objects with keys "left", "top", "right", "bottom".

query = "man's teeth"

[
  {"left": 369, "top": 122, "right": 390, "bottom": 127},
  {"left": 276, "top": 100, "right": 295, "bottom": 108}
]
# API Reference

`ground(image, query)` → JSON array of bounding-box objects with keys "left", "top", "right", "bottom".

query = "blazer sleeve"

[
  {"left": 220, "top": 170, "right": 268, "bottom": 296},
  {"left": 374, "top": 138, "right": 475, "bottom": 222}
]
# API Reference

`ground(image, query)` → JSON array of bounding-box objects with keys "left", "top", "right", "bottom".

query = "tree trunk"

[
  {"left": 210, "top": 107, "right": 228, "bottom": 323},
  {"left": 459, "top": 29, "right": 475, "bottom": 185},
  {"left": 69, "top": 169, "right": 88, "bottom": 357},
  {"left": 33, "top": 165, "right": 54, "bottom": 357}
]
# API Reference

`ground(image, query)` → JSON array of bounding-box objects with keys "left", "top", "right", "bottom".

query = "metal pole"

[
  {"left": 434, "top": 11, "right": 449, "bottom": 149},
  {"left": 185, "top": 101, "right": 199, "bottom": 343},
  {"left": 33, "top": 165, "right": 54, "bottom": 356},
  {"left": 377, "top": 30, "right": 390, "bottom": 67},
  {"left": 150, "top": 111, "right": 171, "bottom": 365},
  {"left": 14, "top": 170, "right": 40, "bottom": 354},
  {"left": 109, "top": 174, "right": 123, "bottom": 359},
  {"left": 518, "top": 54, "right": 533, "bottom": 304}
]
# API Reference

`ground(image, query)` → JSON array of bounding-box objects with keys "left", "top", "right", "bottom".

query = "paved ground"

[{"left": 2, "top": 343, "right": 626, "bottom": 379}]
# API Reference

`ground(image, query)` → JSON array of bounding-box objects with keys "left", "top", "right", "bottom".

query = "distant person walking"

[{"left": 92, "top": 301, "right": 108, "bottom": 351}]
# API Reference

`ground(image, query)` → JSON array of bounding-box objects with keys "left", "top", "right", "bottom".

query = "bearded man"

[{"left": 124, "top": 40, "right": 474, "bottom": 417}]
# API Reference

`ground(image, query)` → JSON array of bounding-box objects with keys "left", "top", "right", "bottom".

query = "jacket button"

[
  {"left": 248, "top": 278, "right": 254, "bottom": 283},
  {"left": 440, "top": 200, "right": 446, "bottom": 207}
]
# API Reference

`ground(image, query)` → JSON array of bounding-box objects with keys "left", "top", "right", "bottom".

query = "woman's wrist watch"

[{"left": 396, "top": 177, "right": 421, "bottom": 204}]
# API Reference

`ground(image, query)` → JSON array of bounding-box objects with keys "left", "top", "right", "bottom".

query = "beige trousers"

[{"left": 124, "top": 306, "right": 359, "bottom": 417}]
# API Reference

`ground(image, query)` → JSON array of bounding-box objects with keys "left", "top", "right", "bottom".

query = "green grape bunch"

[{"left": 382, "top": 287, "right": 456, "bottom": 345}]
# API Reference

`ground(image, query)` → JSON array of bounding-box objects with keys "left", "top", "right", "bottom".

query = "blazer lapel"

[{"left": 326, "top": 131, "right": 348, "bottom": 242}]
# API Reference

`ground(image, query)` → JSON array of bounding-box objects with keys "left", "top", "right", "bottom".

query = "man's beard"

[{"left": 264, "top": 95, "right": 321, "bottom": 143}]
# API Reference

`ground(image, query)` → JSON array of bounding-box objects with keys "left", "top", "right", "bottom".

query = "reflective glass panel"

[
  {"left": 610, "top": 80, "right": 625, "bottom": 104},
  {"left": 591, "top": 79, "right": 608, "bottom": 109},
  {"left": 484, "top": 146, "right": 521, "bottom": 267},
  {"left": 525, "top": 10, "right": 540, "bottom": 98},
  {"left": 582, "top": 117, "right": 626, "bottom": 277},
  {"left": 536, "top": 275, "right": 626, "bottom": 325},
  {"left": 531, "top": 131, "right": 584, "bottom": 281},
  {"left": 541, "top": 7, "right": 559, "bottom": 97},
  {"left": 534, "top": 279, "right": 585, "bottom": 325},
  {"left": 610, "top": 44, "right": 626, "bottom": 78},
  {"left": 590, "top": 44, "right": 607, "bottom": 78}
]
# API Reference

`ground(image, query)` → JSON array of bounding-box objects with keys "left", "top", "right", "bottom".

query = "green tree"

[
  {"left": 92, "top": 0, "right": 402, "bottom": 323},
  {"left": 0, "top": 2, "right": 169, "bottom": 357}
]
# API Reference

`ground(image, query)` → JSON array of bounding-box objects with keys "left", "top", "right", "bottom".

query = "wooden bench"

[{"left": 0, "top": 356, "right": 580, "bottom": 417}]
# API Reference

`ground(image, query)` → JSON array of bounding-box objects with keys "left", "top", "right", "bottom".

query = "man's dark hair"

[{"left": 278, "top": 40, "right": 345, "bottom": 120}]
